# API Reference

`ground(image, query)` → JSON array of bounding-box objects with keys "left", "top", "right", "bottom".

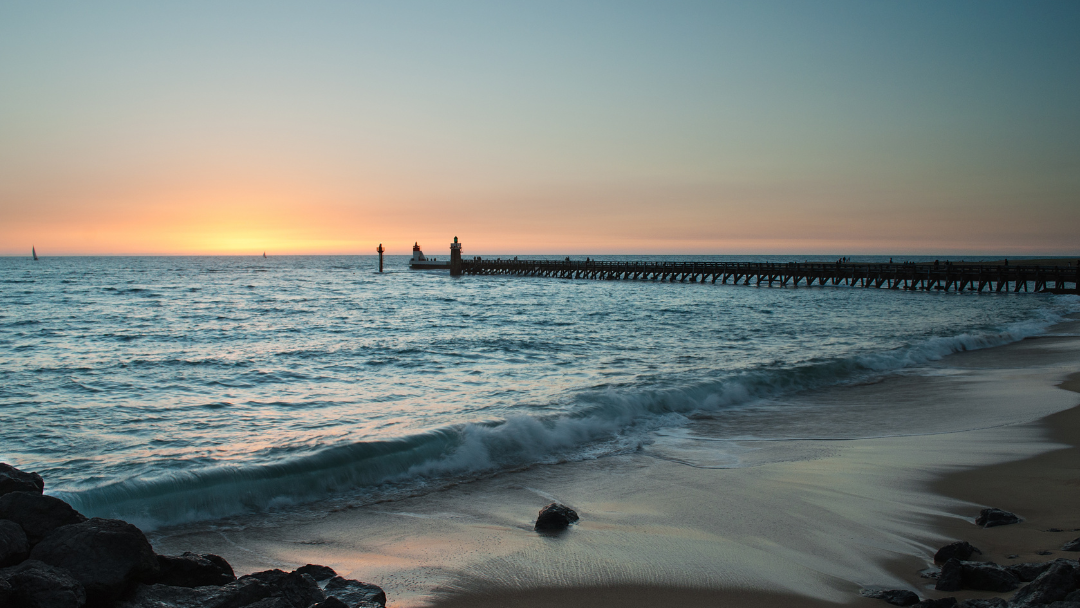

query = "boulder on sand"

[
  {"left": 534, "top": 503, "right": 579, "bottom": 532},
  {"left": 935, "top": 559, "right": 1018, "bottom": 592},
  {"left": 975, "top": 508, "right": 1021, "bottom": 528},
  {"left": 0, "top": 519, "right": 30, "bottom": 567},
  {"left": 295, "top": 564, "right": 337, "bottom": 582},
  {"left": 153, "top": 551, "right": 235, "bottom": 587},
  {"left": 120, "top": 569, "right": 324, "bottom": 608},
  {"left": 934, "top": 541, "right": 981, "bottom": 565},
  {"left": 1, "top": 559, "right": 87, "bottom": 608},
  {"left": 0, "top": 492, "right": 87, "bottom": 546},
  {"left": 0, "top": 463, "right": 45, "bottom": 497},
  {"left": 29, "top": 517, "right": 159, "bottom": 606},
  {"left": 324, "top": 575, "right": 387, "bottom": 607},
  {"left": 1064, "top": 538, "right": 1080, "bottom": 552},
  {"left": 1009, "top": 560, "right": 1079, "bottom": 608}
]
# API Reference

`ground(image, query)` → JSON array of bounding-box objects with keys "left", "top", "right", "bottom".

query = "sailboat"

[
  {"left": 263, "top": 252, "right": 266, "bottom": 259},
  {"left": 32, "top": 246, "right": 38, "bottom": 261}
]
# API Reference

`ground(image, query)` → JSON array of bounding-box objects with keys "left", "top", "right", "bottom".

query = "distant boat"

[
  {"left": 32, "top": 246, "right": 38, "bottom": 261},
  {"left": 263, "top": 252, "right": 266, "bottom": 259}
]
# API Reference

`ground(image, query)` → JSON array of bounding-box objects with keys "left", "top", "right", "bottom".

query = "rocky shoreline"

[
  {"left": 0, "top": 463, "right": 386, "bottom": 608},
  {"left": 861, "top": 508, "right": 1080, "bottom": 608}
]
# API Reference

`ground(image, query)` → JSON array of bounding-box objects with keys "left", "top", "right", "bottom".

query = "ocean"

[{"left": 2, "top": 254, "right": 1076, "bottom": 531}]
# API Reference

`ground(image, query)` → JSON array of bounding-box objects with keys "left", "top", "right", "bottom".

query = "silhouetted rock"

[
  {"left": 117, "top": 578, "right": 272, "bottom": 608},
  {"left": 1064, "top": 538, "right": 1080, "bottom": 552},
  {"left": 936, "top": 559, "right": 962, "bottom": 591},
  {"left": 324, "top": 576, "right": 387, "bottom": 607},
  {"left": 1, "top": 559, "right": 87, "bottom": 608},
  {"left": 238, "top": 569, "right": 325, "bottom": 608},
  {"left": 975, "top": 508, "right": 1020, "bottom": 528},
  {"left": 534, "top": 503, "right": 579, "bottom": 532},
  {"left": 957, "top": 561, "right": 1018, "bottom": 592},
  {"left": 29, "top": 517, "right": 158, "bottom": 607},
  {"left": 0, "top": 463, "right": 44, "bottom": 497},
  {"left": 860, "top": 587, "right": 920, "bottom": 606},
  {"left": 295, "top": 564, "right": 336, "bottom": 582},
  {"left": 312, "top": 598, "right": 350, "bottom": 608},
  {"left": 0, "top": 492, "right": 87, "bottom": 545},
  {"left": 154, "top": 552, "right": 235, "bottom": 587},
  {"left": 935, "top": 559, "right": 1017, "bottom": 592},
  {"left": 1010, "top": 560, "right": 1079, "bottom": 608},
  {"left": 0, "top": 519, "right": 30, "bottom": 567},
  {"left": 934, "top": 541, "right": 981, "bottom": 565},
  {"left": 956, "top": 599, "right": 1006, "bottom": 608},
  {"left": 913, "top": 598, "right": 956, "bottom": 608},
  {"left": 1009, "top": 561, "right": 1057, "bottom": 582}
]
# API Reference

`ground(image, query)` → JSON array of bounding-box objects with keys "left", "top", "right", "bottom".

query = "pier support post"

[{"left": 376, "top": 243, "right": 384, "bottom": 273}]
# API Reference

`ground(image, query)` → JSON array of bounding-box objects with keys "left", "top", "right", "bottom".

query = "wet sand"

[{"left": 148, "top": 319, "right": 1080, "bottom": 608}]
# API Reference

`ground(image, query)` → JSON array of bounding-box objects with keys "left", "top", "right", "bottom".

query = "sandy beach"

[{"left": 142, "top": 315, "right": 1080, "bottom": 607}]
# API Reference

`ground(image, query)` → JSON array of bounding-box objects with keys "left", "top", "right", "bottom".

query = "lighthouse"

[{"left": 450, "top": 236, "right": 462, "bottom": 276}]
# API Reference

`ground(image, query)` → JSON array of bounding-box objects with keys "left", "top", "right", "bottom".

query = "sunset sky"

[{"left": 2, "top": 1, "right": 1078, "bottom": 256}]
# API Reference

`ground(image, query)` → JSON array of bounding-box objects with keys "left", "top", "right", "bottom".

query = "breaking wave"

[{"left": 57, "top": 313, "right": 1062, "bottom": 529}]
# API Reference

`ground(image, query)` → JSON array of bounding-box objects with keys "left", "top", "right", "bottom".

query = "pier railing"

[{"left": 457, "top": 260, "right": 1079, "bottom": 293}]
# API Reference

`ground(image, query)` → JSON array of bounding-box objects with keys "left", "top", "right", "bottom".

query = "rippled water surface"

[{"left": 1, "top": 254, "right": 1074, "bottom": 526}]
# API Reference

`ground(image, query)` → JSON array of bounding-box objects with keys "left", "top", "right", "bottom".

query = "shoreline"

[
  {"left": 140, "top": 318, "right": 1080, "bottom": 608},
  {"left": 426, "top": 326, "right": 1080, "bottom": 607}
]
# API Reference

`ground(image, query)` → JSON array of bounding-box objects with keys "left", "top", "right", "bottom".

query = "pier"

[{"left": 457, "top": 259, "right": 1079, "bottom": 293}]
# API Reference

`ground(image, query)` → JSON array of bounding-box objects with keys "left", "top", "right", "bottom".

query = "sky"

[{"left": 1, "top": 1, "right": 1078, "bottom": 256}]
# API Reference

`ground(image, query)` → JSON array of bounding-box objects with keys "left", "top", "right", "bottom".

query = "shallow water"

[{"left": 1, "top": 254, "right": 1075, "bottom": 528}]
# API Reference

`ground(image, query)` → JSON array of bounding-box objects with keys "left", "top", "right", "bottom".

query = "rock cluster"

[
  {"left": 0, "top": 464, "right": 386, "bottom": 608},
  {"left": 863, "top": 506, "right": 1080, "bottom": 608}
]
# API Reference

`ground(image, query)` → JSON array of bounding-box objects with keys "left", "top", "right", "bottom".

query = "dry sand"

[{"left": 149, "top": 319, "right": 1080, "bottom": 608}]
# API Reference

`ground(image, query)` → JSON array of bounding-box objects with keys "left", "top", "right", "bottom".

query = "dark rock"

[
  {"left": 154, "top": 552, "right": 235, "bottom": 587},
  {"left": 956, "top": 600, "right": 1006, "bottom": 608},
  {"left": 116, "top": 580, "right": 271, "bottom": 608},
  {"left": 0, "top": 464, "right": 45, "bottom": 497},
  {"left": 29, "top": 517, "right": 159, "bottom": 607},
  {"left": 324, "top": 576, "right": 387, "bottom": 607},
  {"left": 1064, "top": 538, "right": 1080, "bottom": 552},
  {"left": 1068, "top": 590, "right": 1080, "bottom": 601},
  {"left": 1, "top": 559, "right": 87, "bottom": 608},
  {"left": 935, "top": 559, "right": 1017, "bottom": 592},
  {"left": 239, "top": 569, "right": 325, "bottom": 608},
  {"left": 913, "top": 598, "right": 957, "bottom": 608},
  {"left": 934, "top": 541, "right": 981, "bottom": 565},
  {"left": 294, "top": 564, "right": 336, "bottom": 582},
  {"left": 1006, "top": 554, "right": 1020, "bottom": 559},
  {"left": 1009, "top": 561, "right": 1055, "bottom": 582},
  {"left": 312, "top": 598, "right": 350, "bottom": 608},
  {"left": 534, "top": 503, "right": 579, "bottom": 532},
  {"left": 0, "top": 575, "right": 13, "bottom": 606},
  {"left": 1046, "top": 602, "right": 1080, "bottom": 608},
  {"left": 935, "top": 559, "right": 962, "bottom": 591},
  {"left": 975, "top": 508, "right": 1020, "bottom": 528},
  {"left": 0, "top": 492, "right": 87, "bottom": 545},
  {"left": 0, "top": 519, "right": 30, "bottom": 567},
  {"left": 956, "top": 560, "right": 1018, "bottom": 592},
  {"left": 1039, "top": 550, "right": 1055, "bottom": 556},
  {"left": 1009, "top": 560, "right": 1079, "bottom": 608},
  {"left": 860, "top": 588, "right": 920, "bottom": 606}
]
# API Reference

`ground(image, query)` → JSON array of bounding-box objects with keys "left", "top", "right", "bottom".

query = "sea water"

[{"left": 1, "top": 254, "right": 1075, "bottom": 529}]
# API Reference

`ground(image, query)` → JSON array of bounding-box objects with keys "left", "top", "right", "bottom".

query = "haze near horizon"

[{"left": 2, "top": 1, "right": 1078, "bottom": 256}]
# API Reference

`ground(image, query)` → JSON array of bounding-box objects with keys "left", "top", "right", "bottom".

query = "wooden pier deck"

[{"left": 457, "top": 259, "right": 1079, "bottom": 293}]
